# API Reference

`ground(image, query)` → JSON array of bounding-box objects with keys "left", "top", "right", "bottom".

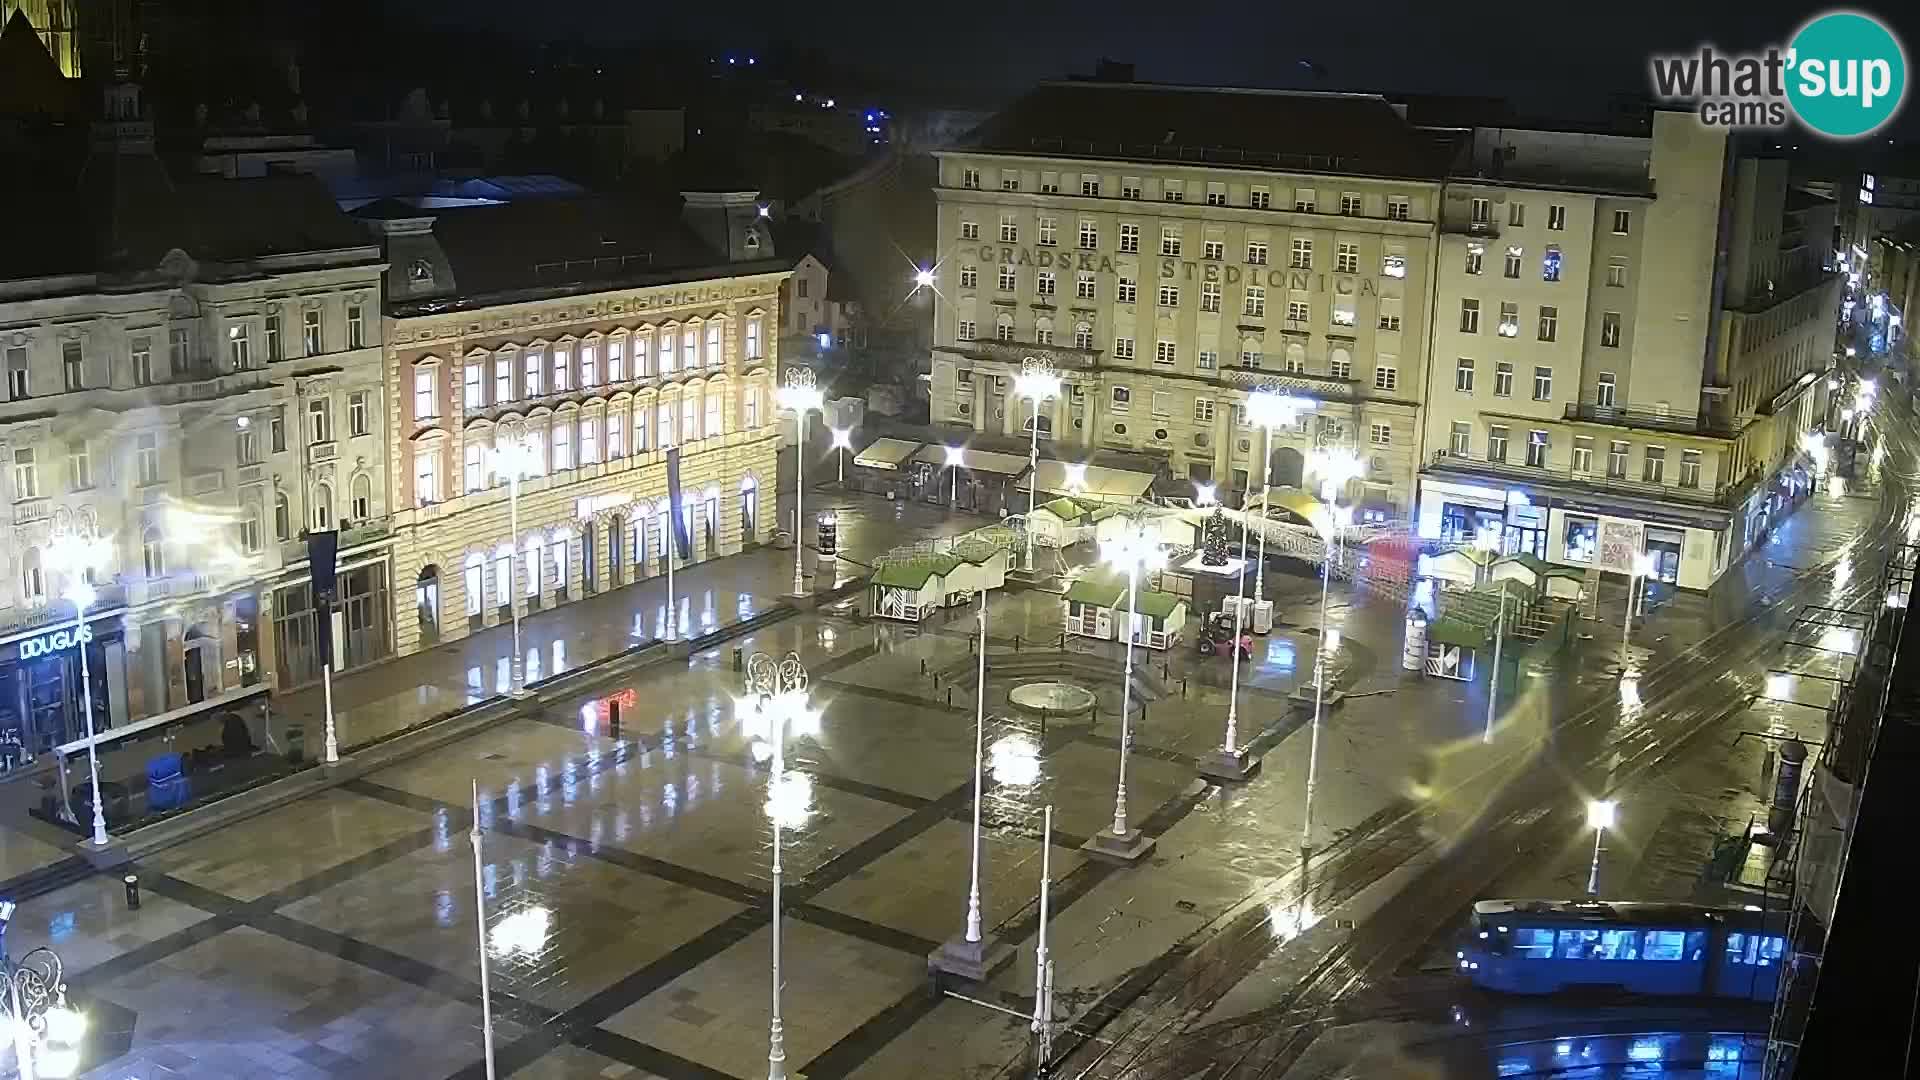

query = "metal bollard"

[
  {"left": 124, "top": 874, "right": 141, "bottom": 910},
  {"left": 947, "top": 687, "right": 954, "bottom": 708},
  {"left": 608, "top": 698, "right": 623, "bottom": 742},
  {"left": 733, "top": 647, "right": 744, "bottom": 672}
]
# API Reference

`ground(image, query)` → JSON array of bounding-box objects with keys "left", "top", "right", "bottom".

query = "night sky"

[{"left": 404, "top": 0, "right": 1920, "bottom": 131}]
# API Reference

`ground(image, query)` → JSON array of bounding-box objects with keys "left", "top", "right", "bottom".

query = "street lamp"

[
  {"left": 1244, "top": 389, "right": 1313, "bottom": 605},
  {"left": 1014, "top": 357, "right": 1063, "bottom": 571},
  {"left": 913, "top": 267, "right": 935, "bottom": 290},
  {"left": 1063, "top": 462, "right": 1088, "bottom": 494},
  {"left": 1623, "top": 552, "right": 1656, "bottom": 657},
  {"left": 489, "top": 435, "right": 540, "bottom": 694},
  {"left": 738, "top": 652, "right": 817, "bottom": 1080},
  {"left": 0, "top": 936, "right": 86, "bottom": 1080},
  {"left": 45, "top": 534, "right": 111, "bottom": 846},
  {"left": 1201, "top": 483, "right": 1258, "bottom": 782},
  {"left": 1306, "top": 446, "right": 1366, "bottom": 506},
  {"left": 932, "top": 593, "right": 1013, "bottom": 981},
  {"left": 829, "top": 427, "right": 853, "bottom": 485},
  {"left": 944, "top": 445, "right": 966, "bottom": 507},
  {"left": 777, "top": 369, "right": 826, "bottom": 596},
  {"left": 1301, "top": 503, "right": 1351, "bottom": 848},
  {"left": 1586, "top": 799, "right": 1617, "bottom": 895},
  {"left": 1194, "top": 483, "right": 1217, "bottom": 507},
  {"left": 1086, "top": 522, "right": 1166, "bottom": 862}
]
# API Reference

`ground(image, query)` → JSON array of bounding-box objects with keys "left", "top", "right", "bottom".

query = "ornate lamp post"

[
  {"left": 1014, "top": 357, "right": 1062, "bottom": 571},
  {"left": 0, "top": 939, "right": 87, "bottom": 1080},
  {"left": 930, "top": 594, "right": 1017, "bottom": 982},
  {"left": 1084, "top": 522, "right": 1166, "bottom": 863},
  {"left": 1243, "top": 390, "right": 1313, "bottom": 606},
  {"left": 45, "top": 534, "right": 112, "bottom": 846},
  {"left": 738, "top": 652, "right": 818, "bottom": 1080},
  {"left": 1200, "top": 484, "right": 1258, "bottom": 782},
  {"left": 776, "top": 370, "right": 825, "bottom": 596}
]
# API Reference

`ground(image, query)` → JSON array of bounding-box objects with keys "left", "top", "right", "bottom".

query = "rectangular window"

[
  {"left": 52, "top": 440, "right": 88, "bottom": 498},
  {"left": 1161, "top": 226, "right": 1182, "bottom": 256},
  {"left": 463, "top": 363, "right": 483, "bottom": 408},
  {"left": 60, "top": 340, "right": 85, "bottom": 390},
  {"left": 1504, "top": 246, "right": 1523, "bottom": 278},
  {"left": 998, "top": 265, "right": 1017, "bottom": 291},
  {"left": 995, "top": 319, "right": 1014, "bottom": 341},
  {"left": 962, "top": 167, "right": 981, "bottom": 189},
  {"left": 1494, "top": 362, "right": 1514, "bottom": 397},
  {"left": 8, "top": 350, "right": 32, "bottom": 400},
  {"left": 1000, "top": 172, "right": 1018, "bottom": 191},
  {"left": 1538, "top": 306, "right": 1559, "bottom": 342},
  {"left": 1150, "top": 390, "right": 1170, "bottom": 417},
  {"left": 1204, "top": 239, "right": 1224, "bottom": 260},
  {"left": 1118, "top": 277, "right": 1137, "bottom": 304},
  {"left": 1612, "top": 209, "right": 1631, "bottom": 234},
  {"left": 1526, "top": 429, "right": 1548, "bottom": 467},
  {"left": 1607, "top": 258, "right": 1629, "bottom": 288},
  {"left": 1154, "top": 340, "right": 1177, "bottom": 366},
  {"left": 957, "top": 320, "right": 976, "bottom": 341},
  {"left": 1542, "top": 245, "right": 1563, "bottom": 282},
  {"left": 1194, "top": 398, "right": 1215, "bottom": 422},
  {"left": 1512, "top": 928, "right": 1556, "bottom": 960},
  {"left": 1247, "top": 241, "right": 1269, "bottom": 265},
  {"left": 1487, "top": 425, "right": 1509, "bottom": 462},
  {"left": 12, "top": 449, "right": 37, "bottom": 499},
  {"left": 1386, "top": 196, "right": 1410, "bottom": 221},
  {"left": 1119, "top": 223, "right": 1139, "bottom": 252},
  {"left": 1081, "top": 174, "right": 1100, "bottom": 197},
  {"left": 553, "top": 347, "right": 571, "bottom": 391},
  {"left": 1076, "top": 272, "right": 1096, "bottom": 300},
  {"left": 1201, "top": 281, "right": 1221, "bottom": 312},
  {"left": 1508, "top": 201, "right": 1526, "bottom": 226},
  {"left": 961, "top": 221, "right": 980, "bottom": 241},
  {"left": 495, "top": 356, "right": 513, "bottom": 402},
  {"left": 347, "top": 304, "right": 366, "bottom": 349},
  {"left": 1547, "top": 204, "right": 1566, "bottom": 230},
  {"left": 1464, "top": 244, "right": 1484, "bottom": 275},
  {"left": 1113, "top": 336, "right": 1135, "bottom": 360},
  {"left": 1450, "top": 421, "right": 1471, "bottom": 456},
  {"left": 1470, "top": 197, "right": 1491, "bottom": 224},
  {"left": 956, "top": 265, "right": 977, "bottom": 289},
  {"left": 1460, "top": 299, "right": 1480, "bottom": 333},
  {"left": 264, "top": 315, "right": 282, "bottom": 362},
  {"left": 635, "top": 407, "right": 650, "bottom": 451},
  {"left": 1074, "top": 324, "right": 1094, "bottom": 349},
  {"left": 1533, "top": 365, "right": 1553, "bottom": 401},
  {"left": 1079, "top": 220, "right": 1098, "bottom": 249},
  {"left": 1331, "top": 303, "right": 1356, "bottom": 327},
  {"left": 1608, "top": 440, "right": 1629, "bottom": 479},
  {"left": 414, "top": 446, "right": 439, "bottom": 504},
  {"left": 1206, "top": 182, "right": 1227, "bottom": 206},
  {"left": 1110, "top": 386, "right": 1131, "bottom": 412},
  {"left": 1121, "top": 178, "right": 1141, "bottom": 199},
  {"left": 581, "top": 343, "right": 599, "bottom": 387},
  {"left": 1037, "top": 217, "right": 1056, "bottom": 246},
  {"left": 1370, "top": 423, "right": 1392, "bottom": 446},
  {"left": 413, "top": 368, "right": 435, "bottom": 420},
  {"left": 680, "top": 399, "right": 698, "bottom": 443},
  {"left": 1643, "top": 446, "right": 1666, "bottom": 483},
  {"left": 1244, "top": 286, "right": 1266, "bottom": 317},
  {"left": 465, "top": 443, "right": 484, "bottom": 493},
  {"left": 1572, "top": 437, "right": 1594, "bottom": 473},
  {"left": 1290, "top": 237, "right": 1312, "bottom": 269},
  {"left": 1163, "top": 179, "right": 1184, "bottom": 202},
  {"left": 1455, "top": 358, "right": 1475, "bottom": 393},
  {"left": 999, "top": 215, "right": 1018, "bottom": 243},
  {"left": 606, "top": 339, "right": 625, "bottom": 381},
  {"left": 1499, "top": 301, "right": 1520, "bottom": 337},
  {"left": 581, "top": 415, "right": 600, "bottom": 462},
  {"left": 271, "top": 406, "right": 286, "bottom": 452},
  {"left": 1250, "top": 187, "right": 1271, "bottom": 209},
  {"left": 1293, "top": 192, "right": 1315, "bottom": 213},
  {"left": 221, "top": 325, "right": 250, "bottom": 371},
  {"left": 308, "top": 397, "right": 332, "bottom": 443},
  {"left": 1286, "top": 300, "right": 1309, "bottom": 322},
  {"left": 131, "top": 336, "right": 154, "bottom": 385},
  {"left": 1336, "top": 243, "right": 1358, "bottom": 273},
  {"left": 1198, "top": 350, "right": 1218, "bottom": 371},
  {"left": 1597, "top": 372, "right": 1617, "bottom": 407},
  {"left": 1374, "top": 365, "right": 1398, "bottom": 391},
  {"left": 1282, "top": 350, "right": 1303, "bottom": 373},
  {"left": 1038, "top": 271, "right": 1057, "bottom": 296},
  {"left": 350, "top": 391, "right": 370, "bottom": 436},
  {"left": 553, "top": 420, "right": 573, "bottom": 470},
  {"left": 137, "top": 433, "right": 160, "bottom": 485},
  {"left": 1340, "top": 192, "right": 1362, "bottom": 216},
  {"left": 168, "top": 328, "right": 190, "bottom": 374},
  {"left": 1680, "top": 449, "right": 1702, "bottom": 489},
  {"left": 1378, "top": 312, "right": 1402, "bottom": 331},
  {"left": 303, "top": 308, "right": 322, "bottom": 354},
  {"left": 1601, "top": 312, "right": 1622, "bottom": 348}
]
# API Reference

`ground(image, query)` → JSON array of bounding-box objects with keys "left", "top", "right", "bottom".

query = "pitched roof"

[
  {"left": 1065, "top": 571, "right": 1183, "bottom": 619},
  {"left": 0, "top": 10, "right": 67, "bottom": 116},
  {"left": 964, "top": 82, "right": 1457, "bottom": 180}
]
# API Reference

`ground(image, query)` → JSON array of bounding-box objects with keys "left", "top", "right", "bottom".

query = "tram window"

[
  {"left": 1513, "top": 928, "right": 1555, "bottom": 959},
  {"left": 1688, "top": 931, "right": 1708, "bottom": 960},
  {"left": 1725, "top": 933, "right": 1746, "bottom": 963},
  {"left": 1729, "top": 934, "right": 1786, "bottom": 966},
  {"left": 1597, "top": 929, "right": 1640, "bottom": 960},
  {"left": 1758, "top": 936, "right": 1785, "bottom": 966},
  {"left": 1646, "top": 930, "right": 1690, "bottom": 960}
]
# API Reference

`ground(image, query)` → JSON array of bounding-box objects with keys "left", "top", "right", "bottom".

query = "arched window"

[
  {"left": 1034, "top": 316, "right": 1054, "bottom": 345},
  {"left": 20, "top": 548, "right": 44, "bottom": 603},
  {"left": 142, "top": 526, "right": 165, "bottom": 578},
  {"left": 240, "top": 501, "right": 263, "bottom": 553},
  {"left": 994, "top": 312, "right": 1014, "bottom": 341},
  {"left": 1074, "top": 322, "right": 1093, "bottom": 350},
  {"left": 464, "top": 553, "right": 485, "bottom": 622},
  {"left": 351, "top": 472, "right": 373, "bottom": 520},
  {"left": 274, "top": 491, "right": 292, "bottom": 541},
  {"left": 311, "top": 482, "right": 334, "bottom": 531}
]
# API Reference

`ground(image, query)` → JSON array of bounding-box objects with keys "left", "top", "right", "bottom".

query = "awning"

[
  {"left": 853, "top": 438, "right": 923, "bottom": 470},
  {"left": 907, "top": 445, "right": 1032, "bottom": 476},
  {"left": 1020, "top": 460, "right": 1156, "bottom": 501},
  {"left": 1259, "top": 488, "right": 1324, "bottom": 524}
]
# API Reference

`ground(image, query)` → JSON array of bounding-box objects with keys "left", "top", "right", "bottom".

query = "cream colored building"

[
  {"left": 1417, "top": 114, "right": 1839, "bottom": 590},
  {"left": 0, "top": 79, "right": 389, "bottom": 750},
  {"left": 361, "top": 191, "right": 786, "bottom": 673},
  {"left": 928, "top": 83, "right": 1450, "bottom": 518}
]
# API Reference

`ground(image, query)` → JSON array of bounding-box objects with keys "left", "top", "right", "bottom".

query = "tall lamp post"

[
  {"left": 944, "top": 445, "right": 966, "bottom": 508},
  {"left": 1201, "top": 482, "right": 1259, "bottom": 781},
  {"left": 0, "top": 937, "right": 87, "bottom": 1080},
  {"left": 739, "top": 652, "right": 818, "bottom": 1080},
  {"left": 490, "top": 434, "right": 538, "bottom": 696},
  {"left": 829, "top": 427, "right": 853, "bottom": 485},
  {"left": 1307, "top": 446, "right": 1367, "bottom": 568},
  {"left": 1014, "top": 357, "right": 1062, "bottom": 571},
  {"left": 1622, "top": 552, "right": 1656, "bottom": 661},
  {"left": 930, "top": 592, "right": 1016, "bottom": 981},
  {"left": 1302, "top": 503, "right": 1352, "bottom": 850},
  {"left": 777, "top": 369, "right": 825, "bottom": 597},
  {"left": 46, "top": 534, "right": 111, "bottom": 847},
  {"left": 1244, "top": 390, "right": 1313, "bottom": 608},
  {"left": 1585, "top": 799, "right": 1617, "bottom": 895},
  {"left": 1084, "top": 522, "right": 1166, "bottom": 862}
]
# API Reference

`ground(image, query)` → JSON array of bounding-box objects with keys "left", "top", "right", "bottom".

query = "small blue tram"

[{"left": 1459, "top": 899, "right": 1786, "bottom": 1001}]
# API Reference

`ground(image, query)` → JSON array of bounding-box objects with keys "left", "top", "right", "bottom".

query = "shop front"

[
  {"left": 0, "top": 614, "right": 130, "bottom": 765},
  {"left": 269, "top": 558, "right": 393, "bottom": 690},
  {"left": 1419, "top": 478, "right": 1547, "bottom": 557}
]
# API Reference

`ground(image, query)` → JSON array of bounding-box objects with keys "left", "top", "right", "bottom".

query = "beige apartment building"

[
  {"left": 927, "top": 83, "right": 1450, "bottom": 519},
  {"left": 1417, "top": 115, "right": 1839, "bottom": 590},
  {"left": 361, "top": 191, "right": 786, "bottom": 676}
]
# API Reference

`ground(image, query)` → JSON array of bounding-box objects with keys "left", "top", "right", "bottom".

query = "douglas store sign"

[{"left": 18, "top": 625, "right": 92, "bottom": 660}]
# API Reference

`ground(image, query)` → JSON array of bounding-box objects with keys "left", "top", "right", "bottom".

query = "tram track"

[{"left": 1051, "top": 406, "right": 1917, "bottom": 1080}]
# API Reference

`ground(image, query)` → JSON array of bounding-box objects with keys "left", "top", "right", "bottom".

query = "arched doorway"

[
  {"left": 740, "top": 476, "right": 759, "bottom": 543},
  {"left": 416, "top": 565, "right": 441, "bottom": 645},
  {"left": 1270, "top": 446, "right": 1306, "bottom": 489},
  {"left": 183, "top": 624, "right": 217, "bottom": 704}
]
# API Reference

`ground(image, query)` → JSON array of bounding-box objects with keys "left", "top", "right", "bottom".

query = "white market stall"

[
  {"left": 868, "top": 543, "right": 1009, "bottom": 622},
  {"left": 1063, "top": 569, "right": 1189, "bottom": 651}
]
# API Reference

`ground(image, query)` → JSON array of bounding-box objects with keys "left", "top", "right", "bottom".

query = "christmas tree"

[{"left": 1201, "top": 508, "right": 1230, "bottom": 565}]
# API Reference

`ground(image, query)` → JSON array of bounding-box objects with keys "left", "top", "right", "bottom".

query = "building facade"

[
  {"left": 928, "top": 83, "right": 1450, "bottom": 518},
  {"left": 1417, "top": 115, "right": 1839, "bottom": 590},
  {"left": 362, "top": 192, "right": 786, "bottom": 684},
  {"left": 0, "top": 79, "right": 389, "bottom": 752}
]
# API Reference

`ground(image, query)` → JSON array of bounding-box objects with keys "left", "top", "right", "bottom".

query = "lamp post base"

[
  {"left": 1081, "top": 828, "right": 1156, "bottom": 863},
  {"left": 1198, "top": 747, "right": 1261, "bottom": 783},
  {"left": 927, "top": 933, "right": 1017, "bottom": 985}
]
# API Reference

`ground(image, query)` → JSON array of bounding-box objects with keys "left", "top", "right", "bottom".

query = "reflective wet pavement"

[{"left": 6, "top": 412, "right": 1910, "bottom": 1080}]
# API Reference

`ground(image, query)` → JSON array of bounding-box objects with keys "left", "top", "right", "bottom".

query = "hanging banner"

[
  {"left": 306, "top": 529, "right": 340, "bottom": 666},
  {"left": 1597, "top": 518, "right": 1645, "bottom": 575},
  {"left": 665, "top": 448, "right": 692, "bottom": 561}
]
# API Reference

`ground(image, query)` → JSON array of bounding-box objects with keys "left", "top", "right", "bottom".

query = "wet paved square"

[
  {"left": 812, "top": 818, "right": 1080, "bottom": 944},
  {"left": 145, "top": 788, "right": 433, "bottom": 902}
]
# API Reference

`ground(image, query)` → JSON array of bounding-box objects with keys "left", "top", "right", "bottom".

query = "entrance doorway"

[
  {"left": 416, "top": 565, "right": 441, "bottom": 645},
  {"left": 1270, "top": 446, "right": 1305, "bottom": 489},
  {"left": 183, "top": 624, "right": 216, "bottom": 704}
]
